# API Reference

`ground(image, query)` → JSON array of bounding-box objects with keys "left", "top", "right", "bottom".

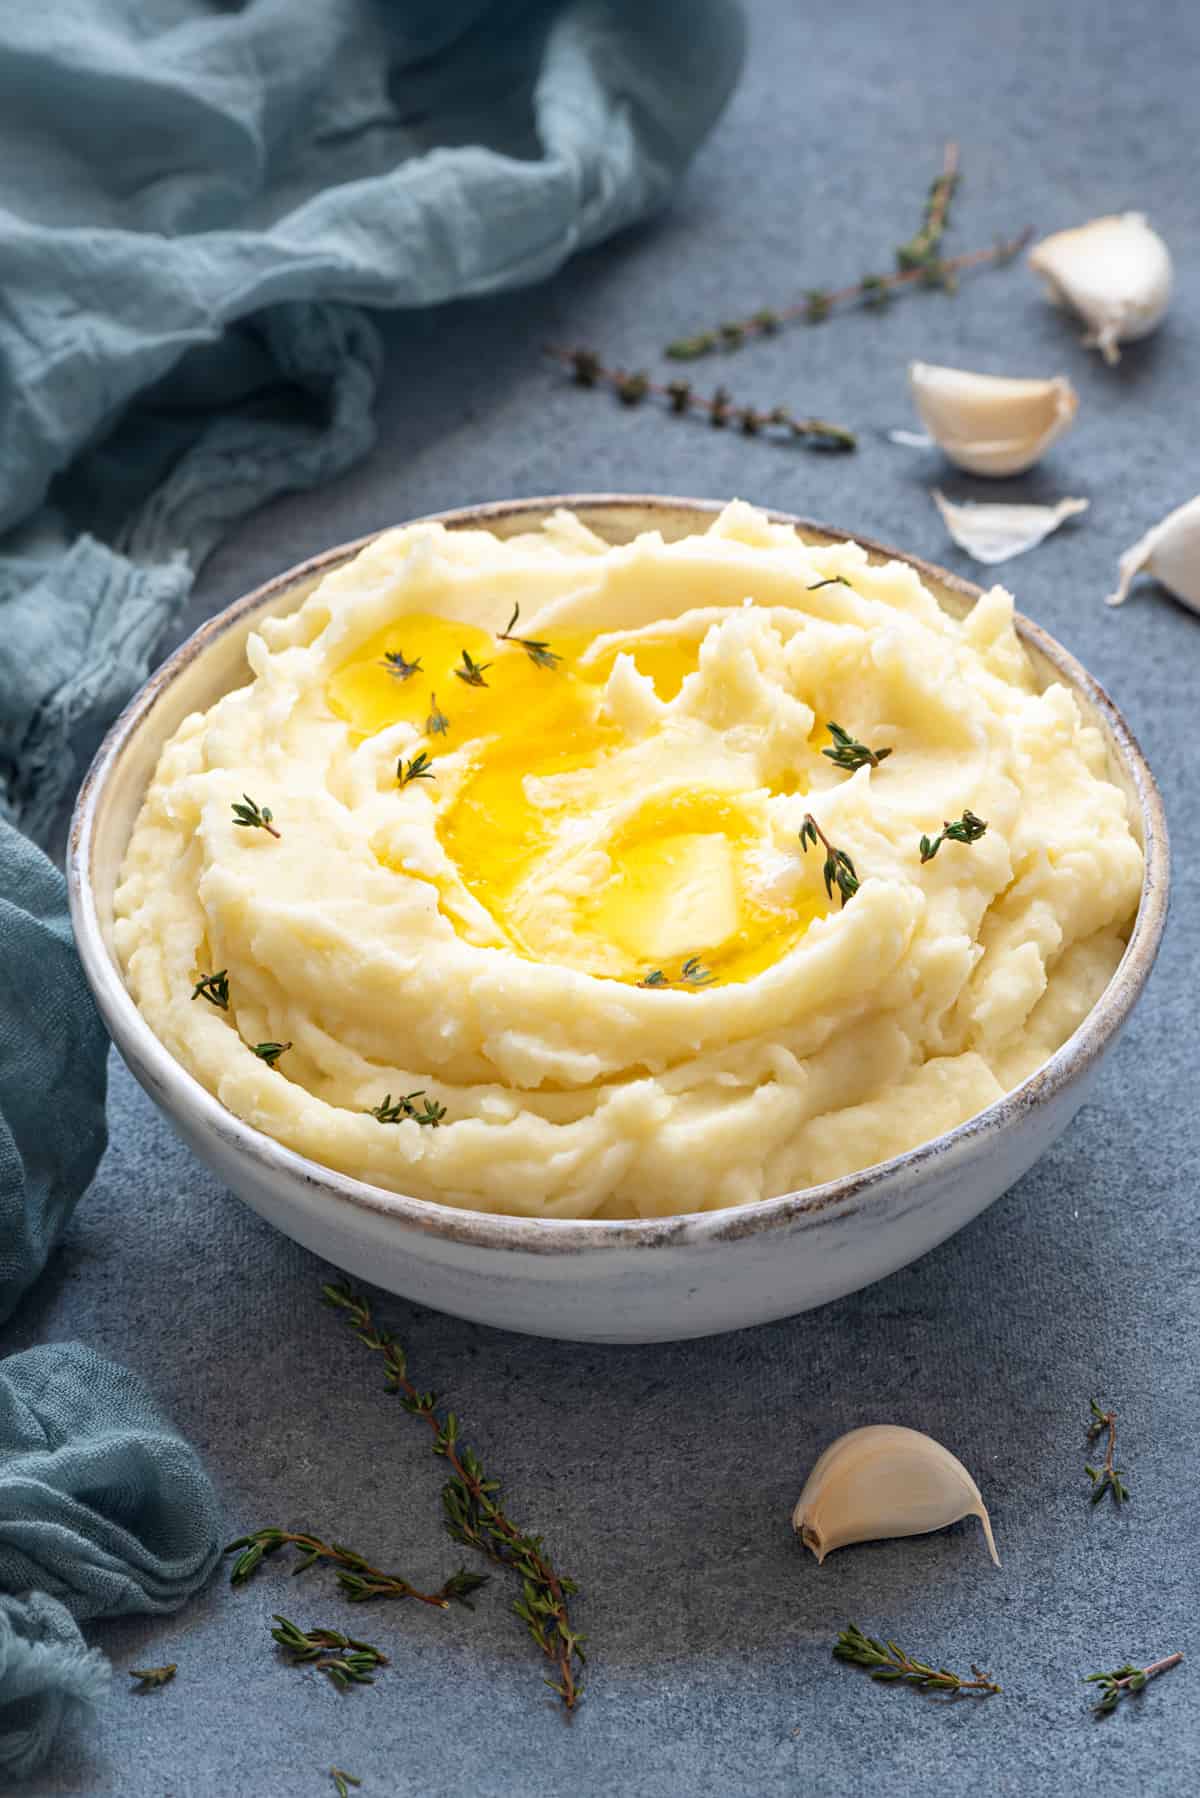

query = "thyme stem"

[
  {"left": 223, "top": 1527, "right": 483, "bottom": 1609},
  {"left": 663, "top": 226, "right": 1032, "bottom": 360},
  {"left": 1085, "top": 1398, "right": 1130, "bottom": 1504},
  {"left": 1087, "top": 1652, "right": 1182, "bottom": 1714},
  {"left": 799, "top": 814, "right": 860, "bottom": 907},
  {"left": 545, "top": 346, "right": 855, "bottom": 451},
  {"left": 835, "top": 1624, "right": 1001, "bottom": 1696}
]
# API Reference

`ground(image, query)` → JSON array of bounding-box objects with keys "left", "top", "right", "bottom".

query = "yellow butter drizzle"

[{"left": 327, "top": 612, "right": 827, "bottom": 984}]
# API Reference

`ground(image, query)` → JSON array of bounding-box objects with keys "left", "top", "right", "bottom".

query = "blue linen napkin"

[{"left": 0, "top": 1344, "right": 222, "bottom": 1778}]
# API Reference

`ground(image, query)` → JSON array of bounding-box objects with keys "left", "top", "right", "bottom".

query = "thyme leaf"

[
  {"left": 454, "top": 649, "right": 492, "bottom": 688},
  {"left": 191, "top": 970, "right": 230, "bottom": 1010},
  {"left": 823, "top": 722, "right": 893, "bottom": 773},
  {"left": 834, "top": 1624, "right": 1001, "bottom": 1696},
  {"left": 271, "top": 1615, "right": 389, "bottom": 1690},
  {"left": 499, "top": 603, "right": 562, "bottom": 670},
  {"left": 128, "top": 1664, "right": 176, "bottom": 1691},
  {"left": 369, "top": 1091, "right": 446, "bottom": 1127},
  {"left": 232, "top": 794, "right": 280, "bottom": 837},
  {"left": 380, "top": 649, "right": 422, "bottom": 682},
  {"left": 1086, "top": 1398, "right": 1130, "bottom": 1505},
  {"left": 397, "top": 751, "right": 436, "bottom": 788},
  {"left": 637, "top": 956, "right": 716, "bottom": 989},
  {"left": 426, "top": 692, "right": 450, "bottom": 736},
  {"left": 332, "top": 1772, "right": 362, "bottom": 1797},
  {"left": 253, "top": 1041, "right": 292, "bottom": 1067},
  {"left": 799, "top": 814, "right": 860, "bottom": 906},
  {"left": 1086, "top": 1653, "right": 1182, "bottom": 1715},
  {"left": 919, "top": 809, "right": 988, "bottom": 863}
]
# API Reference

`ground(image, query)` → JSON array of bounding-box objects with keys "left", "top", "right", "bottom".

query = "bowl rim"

[{"left": 68, "top": 493, "right": 1170, "bottom": 1256}]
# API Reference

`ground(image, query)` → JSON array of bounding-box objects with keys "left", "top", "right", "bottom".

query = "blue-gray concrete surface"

[{"left": 12, "top": 1, "right": 1200, "bottom": 1791}]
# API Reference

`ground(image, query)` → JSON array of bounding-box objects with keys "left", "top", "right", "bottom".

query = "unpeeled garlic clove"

[
  {"left": 932, "top": 489, "right": 1088, "bottom": 565},
  {"left": 1107, "top": 494, "right": 1200, "bottom": 611},
  {"left": 1029, "top": 213, "right": 1172, "bottom": 365},
  {"left": 792, "top": 1424, "right": 1000, "bottom": 1566},
  {"left": 909, "top": 362, "right": 1078, "bottom": 477}
]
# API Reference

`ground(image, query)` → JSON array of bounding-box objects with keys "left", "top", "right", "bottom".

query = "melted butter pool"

[{"left": 327, "top": 612, "right": 826, "bottom": 984}]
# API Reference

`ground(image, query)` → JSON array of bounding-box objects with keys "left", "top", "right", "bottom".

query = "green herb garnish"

[
  {"left": 499, "top": 603, "right": 561, "bottom": 670},
  {"left": 232, "top": 794, "right": 280, "bottom": 837},
  {"left": 224, "top": 1527, "right": 483, "bottom": 1609},
  {"left": 799, "top": 814, "right": 860, "bottom": 907},
  {"left": 128, "top": 1664, "right": 176, "bottom": 1691},
  {"left": 834, "top": 1624, "right": 1001, "bottom": 1696},
  {"left": 324, "top": 1282, "right": 586, "bottom": 1713},
  {"left": 369, "top": 1091, "right": 446, "bottom": 1127},
  {"left": 454, "top": 649, "right": 492, "bottom": 688},
  {"left": 191, "top": 970, "right": 230, "bottom": 1010},
  {"left": 397, "top": 751, "right": 435, "bottom": 787},
  {"left": 1086, "top": 1654, "right": 1182, "bottom": 1715},
  {"left": 380, "top": 649, "right": 422, "bottom": 681},
  {"left": 425, "top": 692, "right": 450, "bottom": 736},
  {"left": 270, "top": 1616, "right": 388, "bottom": 1690},
  {"left": 822, "top": 722, "right": 892, "bottom": 773},
  {"left": 919, "top": 809, "right": 988, "bottom": 863},
  {"left": 1086, "top": 1398, "right": 1130, "bottom": 1505},
  {"left": 253, "top": 1041, "right": 291, "bottom": 1067}
]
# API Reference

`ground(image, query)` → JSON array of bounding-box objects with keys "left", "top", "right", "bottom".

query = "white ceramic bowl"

[{"left": 68, "top": 497, "right": 1169, "bottom": 1343}]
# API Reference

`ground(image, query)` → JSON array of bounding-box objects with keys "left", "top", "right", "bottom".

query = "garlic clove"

[
  {"left": 1029, "top": 213, "right": 1172, "bottom": 365},
  {"left": 792, "top": 1424, "right": 999, "bottom": 1567},
  {"left": 1107, "top": 493, "right": 1200, "bottom": 610},
  {"left": 909, "top": 362, "right": 1078, "bottom": 478},
  {"left": 932, "top": 489, "right": 1088, "bottom": 565}
]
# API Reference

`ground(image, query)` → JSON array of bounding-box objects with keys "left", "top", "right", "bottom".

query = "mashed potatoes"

[{"left": 114, "top": 502, "right": 1143, "bottom": 1219}]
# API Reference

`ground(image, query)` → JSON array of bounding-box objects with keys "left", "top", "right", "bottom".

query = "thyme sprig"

[
  {"left": 454, "top": 649, "right": 492, "bottom": 688},
  {"left": 500, "top": 603, "right": 561, "bottom": 670},
  {"left": 1086, "top": 1398, "right": 1130, "bottom": 1505},
  {"left": 823, "top": 722, "right": 893, "bottom": 773},
  {"left": 638, "top": 956, "right": 716, "bottom": 989},
  {"left": 128, "top": 1664, "right": 176, "bottom": 1691},
  {"left": 331, "top": 1771, "right": 361, "bottom": 1797},
  {"left": 547, "top": 347, "right": 856, "bottom": 452},
  {"left": 398, "top": 751, "right": 435, "bottom": 787},
  {"left": 232, "top": 794, "right": 280, "bottom": 837},
  {"left": 191, "top": 970, "right": 229, "bottom": 1010},
  {"left": 1086, "top": 1653, "right": 1182, "bottom": 1715},
  {"left": 224, "top": 1526, "right": 485, "bottom": 1609},
  {"left": 662, "top": 228, "right": 1031, "bottom": 360},
  {"left": 380, "top": 649, "right": 422, "bottom": 682},
  {"left": 270, "top": 1615, "right": 389, "bottom": 1690},
  {"left": 807, "top": 577, "right": 853, "bottom": 591},
  {"left": 253, "top": 1041, "right": 292, "bottom": 1067},
  {"left": 799, "top": 814, "right": 860, "bottom": 907},
  {"left": 369, "top": 1091, "right": 446, "bottom": 1128},
  {"left": 426, "top": 693, "right": 450, "bottom": 736},
  {"left": 323, "top": 1282, "right": 586, "bottom": 1714},
  {"left": 895, "top": 140, "right": 960, "bottom": 273},
  {"left": 919, "top": 809, "right": 988, "bottom": 863},
  {"left": 834, "top": 1625, "right": 1001, "bottom": 1697}
]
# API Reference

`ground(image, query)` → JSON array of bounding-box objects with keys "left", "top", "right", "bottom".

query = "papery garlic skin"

[
  {"left": 932, "top": 490, "right": 1088, "bottom": 565},
  {"left": 1107, "top": 494, "right": 1200, "bottom": 610},
  {"left": 1029, "top": 214, "right": 1172, "bottom": 365},
  {"left": 909, "top": 363, "right": 1078, "bottom": 477},
  {"left": 792, "top": 1425, "right": 1000, "bottom": 1566}
]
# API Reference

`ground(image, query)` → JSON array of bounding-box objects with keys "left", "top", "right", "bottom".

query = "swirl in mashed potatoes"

[{"left": 114, "top": 502, "right": 1143, "bottom": 1219}]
